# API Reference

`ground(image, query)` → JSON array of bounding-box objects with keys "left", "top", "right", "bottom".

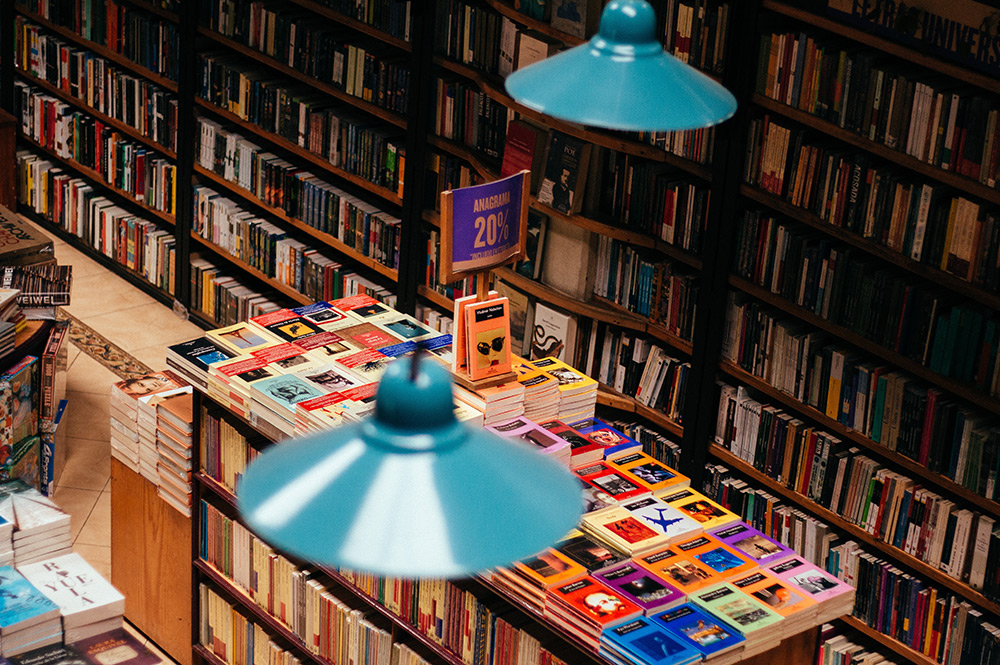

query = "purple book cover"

[
  {"left": 709, "top": 522, "right": 795, "bottom": 567},
  {"left": 595, "top": 562, "right": 685, "bottom": 614}
]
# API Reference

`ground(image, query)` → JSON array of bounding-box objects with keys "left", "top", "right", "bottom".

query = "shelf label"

[{"left": 439, "top": 171, "right": 529, "bottom": 283}]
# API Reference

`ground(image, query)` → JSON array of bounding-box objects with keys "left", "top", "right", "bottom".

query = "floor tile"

[
  {"left": 84, "top": 303, "right": 202, "bottom": 353},
  {"left": 64, "top": 274, "right": 156, "bottom": 320},
  {"left": 53, "top": 242, "right": 110, "bottom": 279},
  {"left": 72, "top": 543, "right": 111, "bottom": 579},
  {"left": 66, "top": 354, "right": 120, "bottom": 394},
  {"left": 55, "top": 437, "right": 110, "bottom": 491},
  {"left": 62, "top": 343, "right": 82, "bottom": 371},
  {"left": 75, "top": 490, "right": 110, "bottom": 547},
  {"left": 61, "top": 391, "right": 112, "bottom": 443},
  {"left": 54, "top": 486, "right": 101, "bottom": 541},
  {"left": 128, "top": 345, "right": 168, "bottom": 372}
]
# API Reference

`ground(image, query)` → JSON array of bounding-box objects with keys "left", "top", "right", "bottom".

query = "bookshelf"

[{"left": 7, "top": 0, "right": 1000, "bottom": 661}]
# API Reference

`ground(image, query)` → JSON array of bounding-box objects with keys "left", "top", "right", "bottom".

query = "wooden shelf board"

[
  {"left": 432, "top": 57, "right": 714, "bottom": 181},
  {"left": 196, "top": 561, "right": 339, "bottom": 665},
  {"left": 194, "top": 98, "right": 403, "bottom": 207},
  {"left": 739, "top": 185, "right": 1000, "bottom": 313},
  {"left": 15, "top": 5, "right": 179, "bottom": 92},
  {"left": 762, "top": 0, "right": 1000, "bottom": 96},
  {"left": 753, "top": 94, "right": 1000, "bottom": 208},
  {"left": 15, "top": 70, "right": 177, "bottom": 159},
  {"left": 196, "top": 472, "right": 238, "bottom": 511},
  {"left": 284, "top": 0, "right": 411, "bottom": 52},
  {"left": 192, "top": 165, "right": 400, "bottom": 282},
  {"left": 19, "top": 135, "right": 177, "bottom": 226},
  {"left": 838, "top": 615, "right": 939, "bottom": 665},
  {"left": 197, "top": 27, "right": 407, "bottom": 129},
  {"left": 416, "top": 284, "right": 454, "bottom": 312},
  {"left": 728, "top": 274, "right": 1000, "bottom": 417},
  {"left": 119, "top": 0, "right": 178, "bottom": 22},
  {"left": 193, "top": 644, "right": 227, "bottom": 665},
  {"left": 480, "top": 0, "right": 586, "bottom": 46},
  {"left": 596, "top": 385, "right": 684, "bottom": 438},
  {"left": 189, "top": 232, "right": 313, "bottom": 306},
  {"left": 708, "top": 442, "right": 1000, "bottom": 615},
  {"left": 717, "top": 359, "right": 1000, "bottom": 518}
]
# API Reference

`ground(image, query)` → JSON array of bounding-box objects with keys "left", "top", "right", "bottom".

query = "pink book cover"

[{"left": 766, "top": 557, "right": 853, "bottom": 603}]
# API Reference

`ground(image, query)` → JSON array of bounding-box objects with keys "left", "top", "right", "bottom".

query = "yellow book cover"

[{"left": 659, "top": 487, "right": 741, "bottom": 531}]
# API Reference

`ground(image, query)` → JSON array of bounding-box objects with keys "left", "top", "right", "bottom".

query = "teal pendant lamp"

[
  {"left": 238, "top": 354, "right": 583, "bottom": 578},
  {"left": 504, "top": 0, "right": 737, "bottom": 131}
]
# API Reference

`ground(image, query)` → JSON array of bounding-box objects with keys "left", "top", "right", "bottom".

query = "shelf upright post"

[
  {"left": 0, "top": 0, "right": 14, "bottom": 112},
  {"left": 173, "top": 0, "right": 198, "bottom": 312},
  {"left": 680, "top": 0, "right": 764, "bottom": 484},
  {"left": 396, "top": 1, "right": 437, "bottom": 315}
]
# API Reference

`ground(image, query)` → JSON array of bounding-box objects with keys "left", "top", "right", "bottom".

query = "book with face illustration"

[{"left": 465, "top": 296, "right": 513, "bottom": 381}]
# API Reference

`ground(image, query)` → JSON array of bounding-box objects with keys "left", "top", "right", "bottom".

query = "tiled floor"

[{"left": 29, "top": 220, "right": 203, "bottom": 660}]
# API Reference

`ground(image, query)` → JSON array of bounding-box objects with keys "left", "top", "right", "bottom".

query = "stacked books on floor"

[
  {"left": 19, "top": 553, "right": 125, "bottom": 643},
  {"left": 0, "top": 566, "right": 61, "bottom": 656},
  {"left": 490, "top": 440, "right": 856, "bottom": 665},
  {"left": 0, "top": 481, "right": 70, "bottom": 566}
]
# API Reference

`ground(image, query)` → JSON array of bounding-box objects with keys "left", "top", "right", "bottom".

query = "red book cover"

[{"left": 550, "top": 577, "right": 641, "bottom": 628}]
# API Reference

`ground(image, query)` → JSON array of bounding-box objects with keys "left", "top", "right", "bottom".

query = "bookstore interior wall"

[{"left": 5, "top": 0, "right": 1000, "bottom": 663}]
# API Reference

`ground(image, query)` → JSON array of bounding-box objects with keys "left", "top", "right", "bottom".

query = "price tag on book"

[{"left": 439, "top": 171, "right": 529, "bottom": 283}]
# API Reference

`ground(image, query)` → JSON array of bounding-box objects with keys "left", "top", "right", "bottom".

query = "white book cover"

[
  {"left": 19, "top": 553, "right": 125, "bottom": 630},
  {"left": 529, "top": 302, "right": 576, "bottom": 363}
]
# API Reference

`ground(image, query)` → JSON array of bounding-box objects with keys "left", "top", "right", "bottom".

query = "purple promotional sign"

[{"left": 440, "top": 171, "right": 529, "bottom": 283}]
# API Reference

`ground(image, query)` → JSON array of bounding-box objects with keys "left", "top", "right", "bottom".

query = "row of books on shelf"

[
  {"left": 703, "top": 463, "right": 999, "bottom": 664},
  {"left": 17, "top": 151, "right": 176, "bottom": 295},
  {"left": 715, "top": 378, "right": 1000, "bottom": 598},
  {"left": 19, "top": 0, "right": 180, "bottom": 81},
  {"left": 435, "top": 77, "right": 510, "bottom": 161},
  {"left": 14, "top": 18, "right": 179, "bottom": 152},
  {"left": 308, "top": 0, "right": 411, "bottom": 42},
  {"left": 109, "top": 370, "right": 193, "bottom": 515},
  {"left": 744, "top": 114, "right": 1000, "bottom": 291},
  {"left": 198, "top": 54, "right": 405, "bottom": 189},
  {"left": 594, "top": 236, "right": 699, "bottom": 327},
  {"left": 756, "top": 29, "right": 1000, "bottom": 188},
  {"left": 189, "top": 257, "right": 282, "bottom": 326},
  {"left": 200, "top": 2, "right": 411, "bottom": 114},
  {"left": 15, "top": 83, "right": 178, "bottom": 215},
  {"left": 817, "top": 625, "right": 899, "bottom": 665}
]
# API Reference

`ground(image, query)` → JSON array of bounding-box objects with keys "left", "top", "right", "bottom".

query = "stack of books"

[
  {"left": 546, "top": 576, "right": 642, "bottom": 648},
  {"left": 729, "top": 569, "right": 818, "bottom": 637},
  {"left": 0, "top": 323, "right": 15, "bottom": 359},
  {"left": 763, "top": 557, "right": 855, "bottom": 624},
  {"left": 0, "top": 566, "right": 61, "bottom": 656},
  {"left": 528, "top": 358, "right": 597, "bottom": 421},
  {"left": 513, "top": 357, "right": 560, "bottom": 422},
  {"left": 687, "top": 582, "right": 785, "bottom": 658},
  {"left": 649, "top": 604, "right": 746, "bottom": 665},
  {"left": 600, "top": 615, "right": 702, "bottom": 665},
  {"left": 0, "top": 516, "right": 11, "bottom": 567},
  {"left": 491, "top": 547, "right": 585, "bottom": 612},
  {"left": 108, "top": 372, "right": 186, "bottom": 472},
  {"left": 454, "top": 381, "right": 524, "bottom": 426},
  {"left": 0, "top": 289, "right": 25, "bottom": 336},
  {"left": 593, "top": 562, "right": 686, "bottom": 616},
  {"left": 0, "top": 481, "right": 70, "bottom": 566},
  {"left": 487, "top": 417, "right": 571, "bottom": 466},
  {"left": 542, "top": 419, "right": 603, "bottom": 466},
  {"left": 154, "top": 387, "right": 194, "bottom": 516},
  {"left": 572, "top": 419, "right": 644, "bottom": 459},
  {"left": 604, "top": 452, "right": 690, "bottom": 497},
  {"left": 19, "top": 553, "right": 125, "bottom": 643}
]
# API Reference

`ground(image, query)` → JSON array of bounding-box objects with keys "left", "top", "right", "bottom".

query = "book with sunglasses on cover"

[
  {"left": 451, "top": 291, "right": 497, "bottom": 376},
  {"left": 464, "top": 297, "right": 513, "bottom": 382},
  {"left": 600, "top": 615, "right": 702, "bottom": 665}
]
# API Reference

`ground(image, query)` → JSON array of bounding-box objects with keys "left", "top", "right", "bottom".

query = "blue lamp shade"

[
  {"left": 238, "top": 357, "right": 583, "bottom": 578},
  {"left": 504, "top": 0, "right": 737, "bottom": 131}
]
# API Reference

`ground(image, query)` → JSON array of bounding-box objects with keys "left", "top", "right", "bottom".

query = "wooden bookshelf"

[
  {"left": 189, "top": 232, "right": 312, "bottom": 306},
  {"left": 193, "top": 644, "right": 227, "bottom": 665},
  {"left": 14, "top": 70, "right": 177, "bottom": 159},
  {"left": 194, "top": 98, "right": 404, "bottom": 207},
  {"left": 192, "top": 165, "right": 401, "bottom": 282},
  {"left": 196, "top": 27, "right": 407, "bottom": 129},
  {"left": 432, "top": 56, "right": 715, "bottom": 180},
  {"left": 752, "top": 94, "right": 1000, "bottom": 208},
  {"left": 284, "top": 0, "right": 412, "bottom": 52},
  {"left": 14, "top": 6, "right": 179, "bottom": 93},
  {"left": 596, "top": 385, "right": 685, "bottom": 439},
  {"left": 728, "top": 275, "right": 1000, "bottom": 417},
  {"left": 119, "top": 0, "right": 179, "bottom": 23},
  {"left": 708, "top": 442, "right": 1000, "bottom": 616},
  {"left": 761, "top": 0, "right": 1000, "bottom": 96},
  {"left": 838, "top": 616, "right": 939, "bottom": 665},
  {"left": 718, "top": 359, "right": 1000, "bottom": 518},
  {"left": 416, "top": 284, "right": 455, "bottom": 312},
  {"left": 480, "top": 0, "right": 587, "bottom": 46},
  {"left": 739, "top": 185, "right": 1000, "bottom": 313},
  {"left": 19, "top": 135, "right": 177, "bottom": 226}
]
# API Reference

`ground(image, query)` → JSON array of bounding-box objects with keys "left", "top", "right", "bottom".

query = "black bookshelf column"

[
  {"left": 0, "top": 0, "right": 13, "bottom": 112},
  {"left": 396, "top": 1, "right": 436, "bottom": 316},
  {"left": 172, "top": 0, "right": 197, "bottom": 312},
  {"left": 681, "top": 0, "right": 765, "bottom": 484}
]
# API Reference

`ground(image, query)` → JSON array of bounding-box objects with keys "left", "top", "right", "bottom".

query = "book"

[
  {"left": 594, "top": 562, "right": 685, "bottom": 613},
  {"left": 529, "top": 302, "right": 576, "bottom": 362},
  {"left": 0, "top": 208, "right": 54, "bottom": 266},
  {"left": 570, "top": 418, "right": 643, "bottom": 459},
  {"left": 549, "top": 0, "right": 601, "bottom": 39},
  {"left": 2, "top": 357, "right": 37, "bottom": 446},
  {"left": 451, "top": 291, "right": 497, "bottom": 375},
  {"left": 650, "top": 603, "right": 745, "bottom": 660},
  {"left": 619, "top": 496, "right": 703, "bottom": 544},
  {"left": 516, "top": 209, "right": 548, "bottom": 281},
  {"left": 495, "top": 282, "right": 532, "bottom": 357},
  {"left": 464, "top": 297, "right": 513, "bottom": 381},
  {"left": 555, "top": 530, "right": 630, "bottom": 573},
  {"left": 537, "top": 131, "right": 591, "bottom": 215},
  {"left": 601, "top": 616, "right": 702, "bottom": 665},
  {"left": 687, "top": 582, "right": 784, "bottom": 648},
  {"left": 500, "top": 120, "right": 547, "bottom": 192},
  {"left": 605, "top": 452, "right": 690, "bottom": 495},
  {"left": 206, "top": 323, "right": 278, "bottom": 354},
  {"left": 19, "top": 553, "right": 125, "bottom": 631},
  {"left": 539, "top": 215, "right": 597, "bottom": 300},
  {"left": 71, "top": 627, "right": 161, "bottom": 665},
  {"left": 659, "top": 487, "right": 741, "bottom": 531},
  {"left": 0, "top": 566, "right": 60, "bottom": 633},
  {"left": 709, "top": 522, "right": 796, "bottom": 567}
]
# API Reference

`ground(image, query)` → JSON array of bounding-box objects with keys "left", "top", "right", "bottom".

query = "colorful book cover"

[
  {"left": 529, "top": 358, "right": 596, "bottom": 394},
  {"left": 3, "top": 356, "right": 37, "bottom": 446},
  {"left": 512, "top": 548, "right": 586, "bottom": 588},
  {"left": 291, "top": 301, "right": 350, "bottom": 328},
  {"left": 251, "top": 375, "right": 325, "bottom": 416},
  {"left": 111, "top": 372, "right": 184, "bottom": 402},
  {"left": 650, "top": 603, "right": 745, "bottom": 657},
  {"left": 574, "top": 463, "right": 650, "bottom": 502},
  {"left": 579, "top": 479, "right": 617, "bottom": 514},
  {"left": 549, "top": 576, "right": 641, "bottom": 628},
  {"left": 249, "top": 343, "right": 326, "bottom": 374},
  {"left": 206, "top": 323, "right": 277, "bottom": 354},
  {"left": 336, "top": 323, "right": 403, "bottom": 350},
  {"left": 602, "top": 616, "right": 701, "bottom": 665},
  {"left": 765, "top": 557, "right": 854, "bottom": 604},
  {"left": 0, "top": 565, "right": 60, "bottom": 629},
  {"left": 166, "top": 338, "right": 235, "bottom": 372},
  {"left": 539, "top": 419, "right": 601, "bottom": 461},
  {"left": 688, "top": 582, "right": 784, "bottom": 635},
  {"left": 595, "top": 562, "right": 685, "bottom": 613},
  {"left": 452, "top": 291, "right": 496, "bottom": 375},
  {"left": 335, "top": 349, "right": 391, "bottom": 382},
  {"left": 635, "top": 546, "right": 722, "bottom": 593},
  {"left": 709, "top": 523, "right": 796, "bottom": 567},
  {"left": 487, "top": 418, "right": 569, "bottom": 456},
  {"left": 328, "top": 294, "right": 383, "bottom": 313},
  {"left": 295, "top": 364, "right": 366, "bottom": 393},
  {"left": 606, "top": 452, "right": 689, "bottom": 494},
  {"left": 730, "top": 570, "right": 817, "bottom": 619},
  {"left": 581, "top": 505, "right": 668, "bottom": 554},
  {"left": 659, "top": 488, "right": 741, "bottom": 531},
  {"left": 249, "top": 309, "right": 325, "bottom": 343},
  {"left": 555, "top": 530, "right": 629, "bottom": 573},
  {"left": 670, "top": 535, "right": 759, "bottom": 580},
  {"left": 19, "top": 553, "right": 125, "bottom": 629},
  {"left": 569, "top": 418, "right": 642, "bottom": 459},
  {"left": 620, "top": 496, "right": 703, "bottom": 544},
  {"left": 378, "top": 315, "right": 437, "bottom": 342},
  {"left": 465, "top": 297, "right": 513, "bottom": 381}
]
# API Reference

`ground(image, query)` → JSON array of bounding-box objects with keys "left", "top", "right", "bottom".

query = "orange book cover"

[
  {"left": 452, "top": 291, "right": 497, "bottom": 374},
  {"left": 730, "top": 569, "right": 817, "bottom": 619},
  {"left": 513, "top": 548, "right": 587, "bottom": 588},
  {"left": 606, "top": 452, "right": 690, "bottom": 494},
  {"left": 635, "top": 545, "right": 725, "bottom": 594},
  {"left": 464, "top": 297, "right": 512, "bottom": 381}
]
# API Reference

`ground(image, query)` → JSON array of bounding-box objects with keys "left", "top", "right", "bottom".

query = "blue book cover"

[
  {"left": 650, "top": 603, "right": 744, "bottom": 658},
  {"left": 0, "top": 566, "right": 59, "bottom": 629},
  {"left": 602, "top": 616, "right": 701, "bottom": 665},
  {"left": 569, "top": 418, "right": 641, "bottom": 459}
]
